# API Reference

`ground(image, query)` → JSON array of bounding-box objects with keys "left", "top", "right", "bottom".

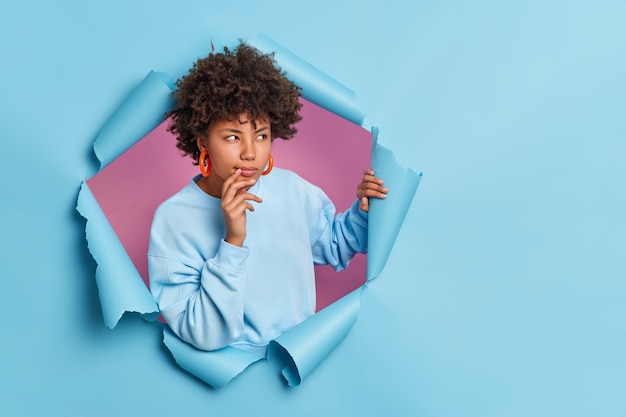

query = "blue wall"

[{"left": 1, "top": 1, "right": 625, "bottom": 415}]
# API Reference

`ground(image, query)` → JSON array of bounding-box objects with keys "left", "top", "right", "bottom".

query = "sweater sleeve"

[
  {"left": 148, "top": 239, "right": 250, "bottom": 351},
  {"left": 307, "top": 186, "right": 369, "bottom": 271}
]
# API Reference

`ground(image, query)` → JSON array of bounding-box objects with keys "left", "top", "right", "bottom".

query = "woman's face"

[{"left": 197, "top": 115, "right": 272, "bottom": 196}]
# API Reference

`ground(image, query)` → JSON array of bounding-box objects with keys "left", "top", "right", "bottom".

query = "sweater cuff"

[
  {"left": 209, "top": 239, "right": 251, "bottom": 272},
  {"left": 351, "top": 199, "right": 369, "bottom": 225}
]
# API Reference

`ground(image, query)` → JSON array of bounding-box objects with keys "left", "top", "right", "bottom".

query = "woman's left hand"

[{"left": 356, "top": 168, "right": 388, "bottom": 212}]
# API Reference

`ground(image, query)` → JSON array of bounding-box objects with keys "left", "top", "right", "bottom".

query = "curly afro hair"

[{"left": 167, "top": 42, "right": 303, "bottom": 163}]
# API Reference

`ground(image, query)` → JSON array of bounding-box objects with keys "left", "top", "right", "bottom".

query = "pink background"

[{"left": 87, "top": 98, "right": 372, "bottom": 311}]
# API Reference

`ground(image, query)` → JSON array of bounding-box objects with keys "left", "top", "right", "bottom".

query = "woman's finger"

[
  {"left": 222, "top": 191, "right": 262, "bottom": 213},
  {"left": 222, "top": 170, "right": 257, "bottom": 202},
  {"left": 359, "top": 196, "right": 369, "bottom": 213}
]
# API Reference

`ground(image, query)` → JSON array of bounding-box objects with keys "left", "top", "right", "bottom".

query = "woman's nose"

[{"left": 240, "top": 139, "right": 255, "bottom": 160}]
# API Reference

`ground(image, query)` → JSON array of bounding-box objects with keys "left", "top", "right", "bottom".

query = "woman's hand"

[
  {"left": 356, "top": 168, "right": 388, "bottom": 213},
  {"left": 221, "top": 169, "right": 262, "bottom": 247}
]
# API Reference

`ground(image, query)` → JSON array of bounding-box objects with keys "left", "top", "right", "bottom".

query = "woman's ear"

[{"left": 196, "top": 136, "right": 206, "bottom": 152}]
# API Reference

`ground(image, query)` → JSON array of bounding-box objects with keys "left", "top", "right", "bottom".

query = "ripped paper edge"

[{"left": 76, "top": 34, "right": 421, "bottom": 387}]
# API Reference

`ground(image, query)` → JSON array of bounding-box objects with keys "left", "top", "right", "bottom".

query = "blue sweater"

[{"left": 148, "top": 168, "right": 368, "bottom": 355}]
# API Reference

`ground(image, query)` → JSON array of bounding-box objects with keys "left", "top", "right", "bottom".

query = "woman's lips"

[{"left": 238, "top": 167, "right": 258, "bottom": 177}]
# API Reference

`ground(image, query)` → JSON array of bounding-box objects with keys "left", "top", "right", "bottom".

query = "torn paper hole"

[{"left": 76, "top": 35, "right": 420, "bottom": 388}]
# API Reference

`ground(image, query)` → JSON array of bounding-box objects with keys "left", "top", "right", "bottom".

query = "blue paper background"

[{"left": 1, "top": 1, "right": 625, "bottom": 416}]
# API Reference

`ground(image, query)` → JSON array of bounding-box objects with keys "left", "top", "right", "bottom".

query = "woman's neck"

[{"left": 196, "top": 175, "right": 222, "bottom": 198}]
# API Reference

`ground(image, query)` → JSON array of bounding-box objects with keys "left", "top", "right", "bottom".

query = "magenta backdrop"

[{"left": 87, "top": 98, "right": 371, "bottom": 311}]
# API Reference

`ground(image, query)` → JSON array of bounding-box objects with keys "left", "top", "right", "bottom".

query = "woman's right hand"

[{"left": 220, "top": 169, "right": 263, "bottom": 247}]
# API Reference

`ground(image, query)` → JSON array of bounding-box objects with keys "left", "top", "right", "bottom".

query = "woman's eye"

[
  {"left": 225, "top": 135, "right": 238, "bottom": 141},
  {"left": 256, "top": 134, "right": 268, "bottom": 141}
]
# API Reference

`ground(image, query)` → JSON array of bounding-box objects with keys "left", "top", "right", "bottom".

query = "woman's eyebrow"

[
  {"left": 222, "top": 128, "right": 243, "bottom": 133},
  {"left": 220, "top": 126, "right": 269, "bottom": 134}
]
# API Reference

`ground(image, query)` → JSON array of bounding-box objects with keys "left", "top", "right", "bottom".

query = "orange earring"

[
  {"left": 262, "top": 154, "right": 274, "bottom": 176},
  {"left": 199, "top": 150, "right": 211, "bottom": 177}
]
